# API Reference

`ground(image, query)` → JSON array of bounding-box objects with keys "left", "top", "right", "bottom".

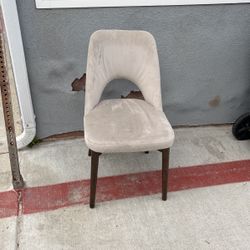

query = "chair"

[{"left": 84, "top": 30, "right": 175, "bottom": 208}]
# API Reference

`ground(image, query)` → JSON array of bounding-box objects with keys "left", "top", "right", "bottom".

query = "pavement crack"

[
  {"left": 0, "top": 151, "right": 9, "bottom": 155},
  {"left": 15, "top": 190, "right": 23, "bottom": 250}
]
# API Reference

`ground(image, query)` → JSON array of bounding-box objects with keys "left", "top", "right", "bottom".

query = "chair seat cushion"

[{"left": 84, "top": 99, "right": 175, "bottom": 153}]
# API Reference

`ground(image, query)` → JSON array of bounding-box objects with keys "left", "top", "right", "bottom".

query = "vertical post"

[{"left": 0, "top": 34, "right": 24, "bottom": 189}]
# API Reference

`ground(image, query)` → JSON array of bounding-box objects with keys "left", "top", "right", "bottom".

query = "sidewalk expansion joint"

[
  {"left": 15, "top": 190, "right": 23, "bottom": 250},
  {"left": 0, "top": 151, "right": 9, "bottom": 155}
]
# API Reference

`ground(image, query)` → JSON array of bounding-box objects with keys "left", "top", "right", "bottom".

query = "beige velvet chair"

[{"left": 84, "top": 30, "right": 175, "bottom": 208}]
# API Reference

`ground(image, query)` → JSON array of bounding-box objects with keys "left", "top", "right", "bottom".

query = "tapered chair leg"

[
  {"left": 162, "top": 148, "right": 170, "bottom": 201},
  {"left": 88, "top": 149, "right": 91, "bottom": 157},
  {"left": 90, "top": 151, "right": 100, "bottom": 208}
]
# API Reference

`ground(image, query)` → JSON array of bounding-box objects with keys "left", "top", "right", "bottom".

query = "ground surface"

[{"left": 0, "top": 123, "right": 250, "bottom": 250}]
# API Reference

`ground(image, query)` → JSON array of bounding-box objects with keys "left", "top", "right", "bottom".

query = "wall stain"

[{"left": 209, "top": 95, "right": 221, "bottom": 107}]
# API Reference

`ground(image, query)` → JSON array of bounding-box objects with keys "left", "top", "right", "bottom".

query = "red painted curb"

[
  {"left": 22, "top": 159, "right": 250, "bottom": 214},
  {"left": 0, "top": 190, "right": 18, "bottom": 218},
  {"left": 0, "top": 159, "right": 250, "bottom": 218}
]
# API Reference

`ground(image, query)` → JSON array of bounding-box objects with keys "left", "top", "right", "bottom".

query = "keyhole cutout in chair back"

[{"left": 101, "top": 79, "right": 142, "bottom": 101}]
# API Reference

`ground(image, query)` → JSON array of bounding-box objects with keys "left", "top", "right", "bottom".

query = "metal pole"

[{"left": 0, "top": 34, "right": 24, "bottom": 189}]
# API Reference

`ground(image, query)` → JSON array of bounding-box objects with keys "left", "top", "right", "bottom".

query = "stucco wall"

[{"left": 16, "top": 0, "right": 250, "bottom": 138}]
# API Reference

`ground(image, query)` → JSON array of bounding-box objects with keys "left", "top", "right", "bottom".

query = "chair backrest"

[{"left": 85, "top": 30, "right": 163, "bottom": 115}]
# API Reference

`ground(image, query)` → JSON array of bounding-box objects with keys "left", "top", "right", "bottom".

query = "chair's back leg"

[
  {"left": 162, "top": 148, "right": 170, "bottom": 201},
  {"left": 90, "top": 151, "right": 100, "bottom": 208}
]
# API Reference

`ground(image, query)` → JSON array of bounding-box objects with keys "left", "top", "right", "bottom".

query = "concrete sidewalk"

[
  {"left": 1, "top": 125, "right": 250, "bottom": 191},
  {"left": 0, "top": 125, "right": 250, "bottom": 250},
  {"left": 18, "top": 182, "right": 250, "bottom": 250}
]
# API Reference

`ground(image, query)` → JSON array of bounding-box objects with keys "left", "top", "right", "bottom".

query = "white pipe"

[{"left": 1, "top": 0, "right": 36, "bottom": 149}]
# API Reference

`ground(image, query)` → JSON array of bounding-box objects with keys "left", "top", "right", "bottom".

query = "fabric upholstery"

[
  {"left": 85, "top": 30, "right": 162, "bottom": 116},
  {"left": 84, "top": 99, "right": 174, "bottom": 153},
  {"left": 84, "top": 30, "right": 175, "bottom": 153}
]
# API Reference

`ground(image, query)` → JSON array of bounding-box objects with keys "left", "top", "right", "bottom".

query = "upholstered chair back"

[{"left": 85, "top": 30, "right": 163, "bottom": 115}]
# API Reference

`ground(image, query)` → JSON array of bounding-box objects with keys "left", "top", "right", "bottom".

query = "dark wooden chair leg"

[
  {"left": 90, "top": 151, "right": 100, "bottom": 208},
  {"left": 162, "top": 148, "right": 170, "bottom": 201},
  {"left": 88, "top": 149, "right": 91, "bottom": 157}
]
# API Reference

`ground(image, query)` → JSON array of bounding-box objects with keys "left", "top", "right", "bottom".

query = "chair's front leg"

[
  {"left": 162, "top": 148, "right": 170, "bottom": 201},
  {"left": 90, "top": 151, "right": 100, "bottom": 208}
]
